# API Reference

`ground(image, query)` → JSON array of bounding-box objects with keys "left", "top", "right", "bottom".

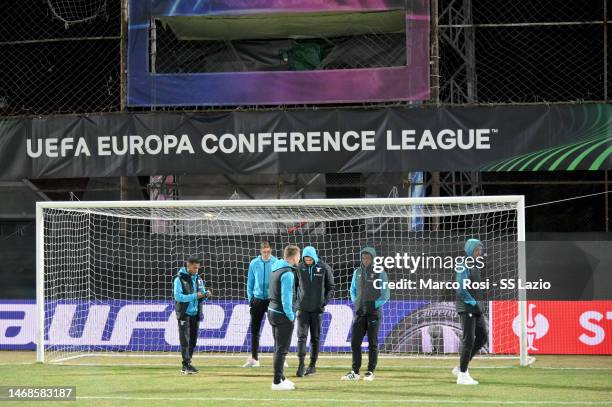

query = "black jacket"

[
  {"left": 351, "top": 247, "right": 390, "bottom": 316},
  {"left": 296, "top": 259, "right": 334, "bottom": 313}
]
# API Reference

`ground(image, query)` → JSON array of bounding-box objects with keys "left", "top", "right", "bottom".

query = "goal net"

[
  {"left": 47, "top": 0, "right": 107, "bottom": 26},
  {"left": 36, "top": 197, "right": 527, "bottom": 364}
]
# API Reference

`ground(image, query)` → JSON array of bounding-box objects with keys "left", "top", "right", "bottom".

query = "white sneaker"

[
  {"left": 341, "top": 371, "right": 360, "bottom": 381},
  {"left": 363, "top": 371, "right": 375, "bottom": 381},
  {"left": 452, "top": 366, "right": 460, "bottom": 377},
  {"left": 271, "top": 380, "right": 295, "bottom": 391},
  {"left": 243, "top": 358, "right": 260, "bottom": 368},
  {"left": 283, "top": 378, "right": 295, "bottom": 387},
  {"left": 457, "top": 371, "right": 479, "bottom": 385}
]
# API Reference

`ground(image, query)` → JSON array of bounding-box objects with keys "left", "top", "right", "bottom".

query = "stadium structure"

[{"left": 0, "top": 1, "right": 610, "bottom": 405}]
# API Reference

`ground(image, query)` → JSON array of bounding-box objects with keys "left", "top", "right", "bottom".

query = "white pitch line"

[
  {"left": 76, "top": 396, "right": 612, "bottom": 405},
  {"left": 534, "top": 367, "right": 612, "bottom": 370},
  {"left": 2, "top": 362, "right": 612, "bottom": 370}
]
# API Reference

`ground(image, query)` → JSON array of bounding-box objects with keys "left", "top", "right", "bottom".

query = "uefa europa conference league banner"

[{"left": 0, "top": 104, "right": 610, "bottom": 180}]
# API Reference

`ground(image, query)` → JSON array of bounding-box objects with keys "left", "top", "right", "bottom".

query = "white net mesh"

[
  {"left": 39, "top": 198, "right": 524, "bottom": 363},
  {"left": 47, "top": 0, "right": 107, "bottom": 26}
]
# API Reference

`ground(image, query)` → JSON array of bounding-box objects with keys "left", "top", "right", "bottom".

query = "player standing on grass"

[
  {"left": 243, "top": 240, "right": 278, "bottom": 368},
  {"left": 453, "top": 238, "right": 487, "bottom": 385},
  {"left": 342, "top": 247, "right": 389, "bottom": 382},
  {"left": 295, "top": 246, "right": 335, "bottom": 377},
  {"left": 173, "top": 255, "right": 212, "bottom": 375},
  {"left": 268, "top": 245, "right": 300, "bottom": 390}
]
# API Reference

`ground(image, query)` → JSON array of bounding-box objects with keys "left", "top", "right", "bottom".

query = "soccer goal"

[{"left": 36, "top": 197, "right": 528, "bottom": 365}]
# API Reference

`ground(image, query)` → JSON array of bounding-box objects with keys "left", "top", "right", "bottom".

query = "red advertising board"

[{"left": 492, "top": 301, "right": 612, "bottom": 354}]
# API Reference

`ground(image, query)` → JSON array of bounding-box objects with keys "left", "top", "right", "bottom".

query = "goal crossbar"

[{"left": 36, "top": 196, "right": 525, "bottom": 210}]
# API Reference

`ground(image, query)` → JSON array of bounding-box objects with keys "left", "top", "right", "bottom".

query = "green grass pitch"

[{"left": 0, "top": 352, "right": 611, "bottom": 406}]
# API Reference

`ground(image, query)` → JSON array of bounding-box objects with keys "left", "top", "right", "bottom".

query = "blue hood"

[
  {"left": 178, "top": 267, "right": 189, "bottom": 275},
  {"left": 361, "top": 247, "right": 377, "bottom": 257},
  {"left": 271, "top": 259, "right": 293, "bottom": 272},
  {"left": 360, "top": 247, "right": 377, "bottom": 268},
  {"left": 302, "top": 246, "right": 319, "bottom": 264},
  {"left": 361, "top": 246, "right": 376, "bottom": 260},
  {"left": 464, "top": 239, "right": 483, "bottom": 256}
]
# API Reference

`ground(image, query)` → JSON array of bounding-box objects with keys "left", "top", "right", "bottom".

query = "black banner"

[{"left": 0, "top": 104, "right": 610, "bottom": 180}]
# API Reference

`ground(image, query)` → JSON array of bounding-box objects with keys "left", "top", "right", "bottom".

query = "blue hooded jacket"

[
  {"left": 247, "top": 254, "right": 278, "bottom": 302},
  {"left": 455, "top": 238, "right": 484, "bottom": 314},
  {"left": 173, "top": 267, "right": 208, "bottom": 316}
]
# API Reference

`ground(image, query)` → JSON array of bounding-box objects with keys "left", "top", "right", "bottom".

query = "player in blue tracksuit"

[
  {"left": 454, "top": 238, "right": 487, "bottom": 385},
  {"left": 173, "top": 255, "right": 211, "bottom": 374},
  {"left": 267, "top": 245, "right": 301, "bottom": 390},
  {"left": 342, "top": 247, "right": 390, "bottom": 382},
  {"left": 244, "top": 240, "right": 278, "bottom": 367}
]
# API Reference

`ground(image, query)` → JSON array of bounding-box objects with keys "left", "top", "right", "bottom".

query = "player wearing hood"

[
  {"left": 453, "top": 238, "right": 487, "bottom": 385},
  {"left": 295, "top": 246, "right": 335, "bottom": 377}
]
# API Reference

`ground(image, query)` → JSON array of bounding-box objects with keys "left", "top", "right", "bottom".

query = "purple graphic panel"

[{"left": 128, "top": 0, "right": 430, "bottom": 106}]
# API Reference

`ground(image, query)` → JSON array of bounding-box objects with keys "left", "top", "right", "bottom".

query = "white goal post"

[{"left": 36, "top": 196, "right": 528, "bottom": 365}]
